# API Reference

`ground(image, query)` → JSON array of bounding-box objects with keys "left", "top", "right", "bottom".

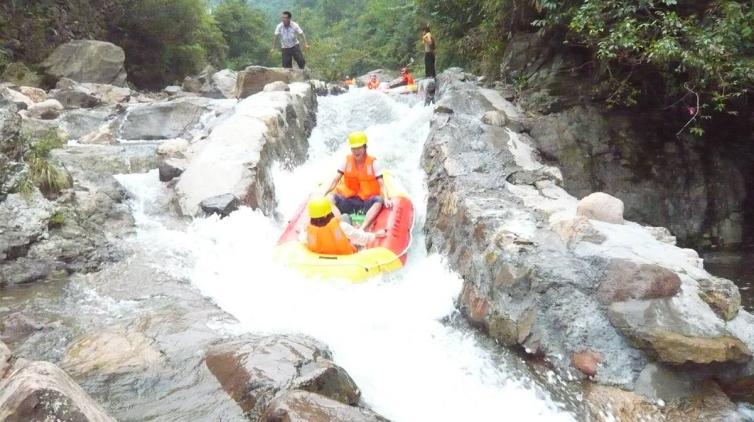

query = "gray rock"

[
  {"left": 118, "top": 97, "right": 211, "bottom": 140},
  {"left": 481, "top": 110, "right": 507, "bottom": 127},
  {"left": 199, "top": 193, "right": 239, "bottom": 217},
  {"left": 328, "top": 84, "right": 346, "bottom": 96},
  {"left": 577, "top": 192, "right": 624, "bottom": 224},
  {"left": 0, "top": 191, "right": 53, "bottom": 263},
  {"left": 18, "top": 86, "right": 47, "bottom": 103},
  {"left": 607, "top": 298, "right": 751, "bottom": 364},
  {"left": 175, "top": 83, "right": 315, "bottom": 216},
  {"left": 235, "top": 66, "right": 308, "bottom": 99},
  {"left": 209, "top": 69, "right": 238, "bottom": 99},
  {"left": 261, "top": 391, "right": 388, "bottom": 422},
  {"left": 205, "top": 335, "right": 361, "bottom": 420},
  {"left": 50, "top": 84, "right": 101, "bottom": 109},
  {"left": 26, "top": 99, "right": 64, "bottom": 120},
  {"left": 163, "top": 86, "right": 182, "bottom": 96},
  {"left": 41, "top": 40, "right": 127, "bottom": 86},
  {"left": 264, "top": 81, "right": 290, "bottom": 92},
  {"left": 697, "top": 276, "right": 741, "bottom": 321},
  {"left": 309, "top": 80, "right": 328, "bottom": 96},
  {"left": 60, "top": 108, "right": 113, "bottom": 140},
  {"left": 634, "top": 363, "right": 696, "bottom": 404},
  {"left": 0, "top": 356, "right": 116, "bottom": 421},
  {"left": 0, "top": 312, "right": 46, "bottom": 345},
  {"left": 158, "top": 157, "right": 187, "bottom": 182},
  {"left": 0, "top": 87, "right": 33, "bottom": 110}
]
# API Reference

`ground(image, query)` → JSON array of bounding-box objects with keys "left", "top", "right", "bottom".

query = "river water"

[
  {"left": 703, "top": 249, "right": 754, "bottom": 312},
  {"left": 118, "top": 89, "right": 580, "bottom": 420}
]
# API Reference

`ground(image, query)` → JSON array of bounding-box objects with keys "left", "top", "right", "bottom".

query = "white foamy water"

[{"left": 118, "top": 89, "right": 577, "bottom": 421}]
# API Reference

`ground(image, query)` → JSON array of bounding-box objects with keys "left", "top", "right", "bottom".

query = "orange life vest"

[
  {"left": 336, "top": 155, "right": 381, "bottom": 200},
  {"left": 367, "top": 79, "right": 379, "bottom": 89},
  {"left": 307, "top": 218, "right": 357, "bottom": 255},
  {"left": 403, "top": 73, "right": 415, "bottom": 85}
]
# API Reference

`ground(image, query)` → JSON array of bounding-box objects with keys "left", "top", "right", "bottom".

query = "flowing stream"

[{"left": 6, "top": 89, "right": 582, "bottom": 420}]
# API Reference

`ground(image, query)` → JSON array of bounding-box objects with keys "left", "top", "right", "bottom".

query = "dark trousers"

[
  {"left": 282, "top": 44, "right": 306, "bottom": 69},
  {"left": 425, "top": 52, "right": 436, "bottom": 78}
]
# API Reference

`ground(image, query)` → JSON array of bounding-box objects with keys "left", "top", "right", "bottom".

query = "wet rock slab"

[
  {"left": 0, "top": 340, "right": 115, "bottom": 422},
  {"left": 205, "top": 334, "right": 365, "bottom": 420}
]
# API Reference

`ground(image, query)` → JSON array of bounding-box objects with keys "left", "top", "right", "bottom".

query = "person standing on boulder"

[
  {"left": 421, "top": 24, "right": 436, "bottom": 78},
  {"left": 272, "top": 11, "right": 309, "bottom": 69}
]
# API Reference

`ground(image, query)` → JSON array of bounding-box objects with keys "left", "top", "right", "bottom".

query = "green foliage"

[
  {"left": 109, "top": 0, "right": 228, "bottom": 89},
  {"left": 418, "top": 0, "right": 754, "bottom": 131},
  {"left": 23, "top": 132, "right": 70, "bottom": 196},
  {"left": 213, "top": 0, "right": 274, "bottom": 69},
  {"left": 48, "top": 211, "right": 66, "bottom": 228},
  {"left": 290, "top": 0, "right": 421, "bottom": 80}
]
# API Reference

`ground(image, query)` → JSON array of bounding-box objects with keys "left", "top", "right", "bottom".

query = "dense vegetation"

[{"left": 418, "top": 0, "right": 754, "bottom": 134}]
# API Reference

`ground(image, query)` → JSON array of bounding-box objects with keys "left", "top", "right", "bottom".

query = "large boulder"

[
  {"left": 205, "top": 335, "right": 361, "bottom": 420},
  {"left": 422, "top": 70, "right": 754, "bottom": 392},
  {"left": 175, "top": 83, "right": 315, "bottom": 216},
  {"left": 0, "top": 191, "right": 53, "bottom": 267},
  {"left": 62, "top": 328, "right": 164, "bottom": 376},
  {"left": 41, "top": 40, "right": 127, "bottom": 86},
  {"left": 607, "top": 298, "right": 751, "bottom": 365},
  {"left": 60, "top": 108, "right": 114, "bottom": 141},
  {"left": 0, "top": 340, "right": 115, "bottom": 422},
  {"left": 117, "top": 97, "right": 211, "bottom": 140},
  {"left": 235, "top": 66, "right": 308, "bottom": 99},
  {"left": 261, "top": 391, "right": 388, "bottom": 422}
]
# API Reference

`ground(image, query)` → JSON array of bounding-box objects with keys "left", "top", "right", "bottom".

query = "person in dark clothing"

[{"left": 421, "top": 25, "right": 436, "bottom": 78}]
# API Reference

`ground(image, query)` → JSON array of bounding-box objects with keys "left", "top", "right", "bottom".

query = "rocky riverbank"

[
  {"left": 1, "top": 39, "right": 389, "bottom": 421},
  {"left": 422, "top": 69, "right": 754, "bottom": 420}
]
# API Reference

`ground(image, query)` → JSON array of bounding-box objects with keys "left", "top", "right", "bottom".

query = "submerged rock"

[
  {"left": 199, "top": 193, "right": 239, "bottom": 217},
  {"left": 62, "top": 328, "right": 163, "bottom": 376}
]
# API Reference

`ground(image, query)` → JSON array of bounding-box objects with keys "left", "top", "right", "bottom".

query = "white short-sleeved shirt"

[
  {"left": 337, "top": 156, "right": 383, "bottom": 177},
  {"left": 275, "top": 21, "right": 304, "bottom": 49}
]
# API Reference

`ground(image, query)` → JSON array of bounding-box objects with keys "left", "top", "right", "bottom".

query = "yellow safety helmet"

[
  {"left": 308, "top": 196, "right": 332, "bottom": 219},
  {"left": 347, "top": 131, "right": 368, "bottom": 149}
]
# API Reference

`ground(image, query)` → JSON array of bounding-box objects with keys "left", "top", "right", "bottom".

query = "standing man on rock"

[
  {"left": 272, "top": 11, "right": 309, "bottom": 69},
  {"left": 421, "top": 24, "right": 436, "bottom": 78}
]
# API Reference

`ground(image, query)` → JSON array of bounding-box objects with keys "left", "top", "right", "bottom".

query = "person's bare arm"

[
  {"left": 324, "top": 172, "right": 342, "bottom": 195},
  {"left": 271, "top": 34, "right": 278, "bottom": 50},
  {"left": 300, "top": 32, "right": 309, "bottom": 49},
  {"left": 378, "top": 177, "right": 392, "bottom": 208}
]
